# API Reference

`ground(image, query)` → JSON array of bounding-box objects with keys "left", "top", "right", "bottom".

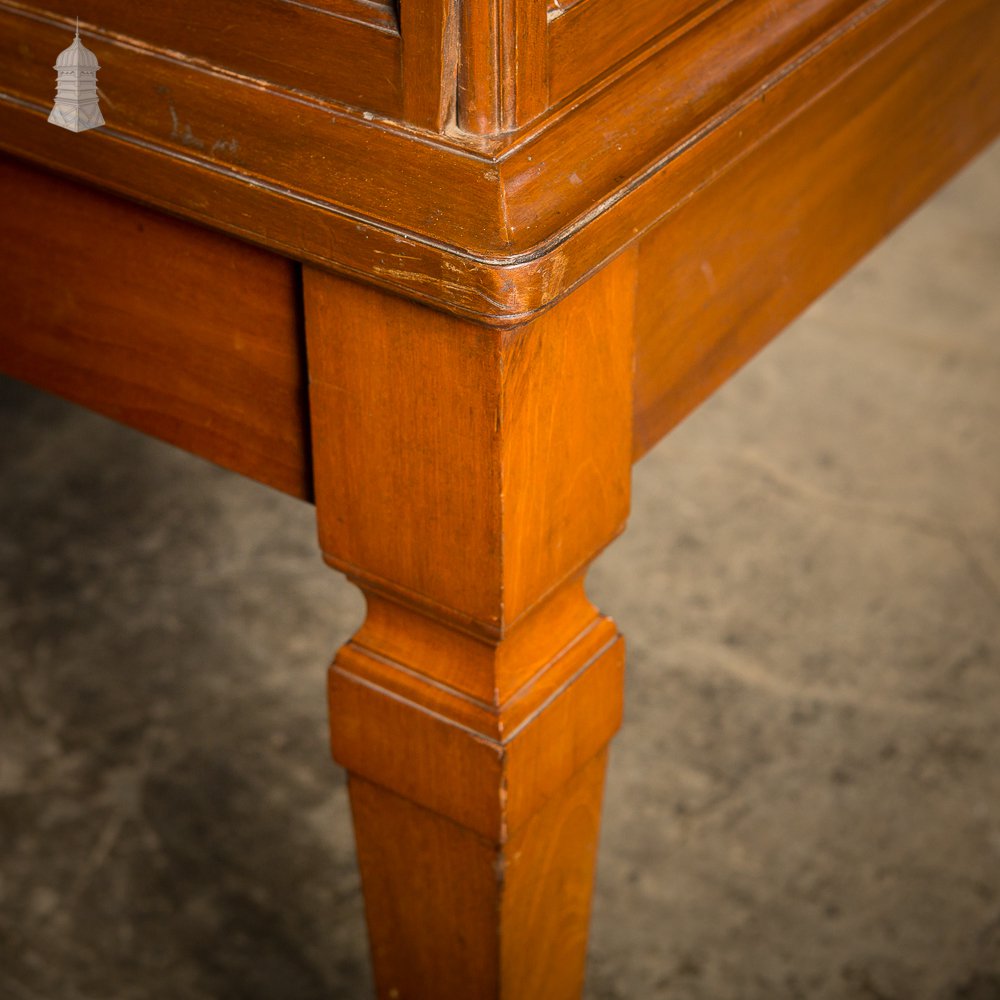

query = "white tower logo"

[{"left": 48, "top": 18, "right": 105, "bottom": 133}]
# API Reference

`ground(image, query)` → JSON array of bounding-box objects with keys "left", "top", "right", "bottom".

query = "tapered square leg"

[
  {"left": 304, "top": 251, "right": 637, "bottom": 999},
  {"left": 337, "top": 586, "right": 622, "bottom": 1000}
]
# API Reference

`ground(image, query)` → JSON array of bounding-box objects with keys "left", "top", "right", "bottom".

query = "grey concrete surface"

[{"left": 1, "top": 139, "right": 999, "bottom": 1000}]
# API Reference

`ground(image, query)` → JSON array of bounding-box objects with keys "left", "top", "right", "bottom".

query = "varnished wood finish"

[
  {"left": 304, "top": 253, "right": 637, "bottom": 995},
  {"left": 349, "top": 751, "right": 610, "bottom": 1000},
  {"left": 2, "top": 0, "right": 998, "bottom": 993},
  {"left": 400, "top": 0, "right": 458, "bottom": 132},
  {"left": 457, "top": 0, "right": 548, "bottom": 134},
  {"left": 547, "top": 0, "right": 719, "bottom": 105},
  {"left": 632, "top": 0, "right": 1000, "bottom": 454},
  {"left": 0, "top": 156, "right": 311, "bottom": 500},
  {"left": 10, "top": 0, "right": 402, "bottom": 114},
  {"left": 305, "top": 255, "right": 636, "bottom": 631},
  {"left": 4, "top": 0, "right": 995, "bottom": 324}
]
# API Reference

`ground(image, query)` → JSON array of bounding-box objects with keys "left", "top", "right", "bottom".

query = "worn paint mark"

[
  {"left": 540, "top": 248, "right": 568, "bottom": 301},
  {"left": 700, "top": 259, "right": 717, "bottom": 292},
  {"left": 167, "top": 102, "right": 205, "bottom": 151},
  {"left": 210, "top": 137, "right": 240, "bottom": 156},
  {"left": 371, "top": 265, "right": 510, "bottom": 312}
]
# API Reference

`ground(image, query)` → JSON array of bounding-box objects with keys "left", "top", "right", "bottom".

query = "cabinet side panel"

[
  {"left": 632, "top": 0, "right": 1000, "bottom": 456},
  {"left": 0, "top": 156, "right": 312, "bottom": 500}
]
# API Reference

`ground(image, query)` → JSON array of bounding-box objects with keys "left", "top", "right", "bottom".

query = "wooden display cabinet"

[{"left": 1, "top": 0, "right": 998, "bottom": 995}]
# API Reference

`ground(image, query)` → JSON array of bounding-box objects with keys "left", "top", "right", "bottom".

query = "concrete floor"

[{"left": 1, "top": 140, "right": 998, "bottom": 1000}]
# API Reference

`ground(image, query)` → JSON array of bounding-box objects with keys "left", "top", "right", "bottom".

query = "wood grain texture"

[
  {"left": 401, "top": 0, "right": 458, "bottom": 131},
  {"left": 632, "top": 0, "right": 1000, "bottom": 455},
  {"left": 6, "top": 0, "right": 990, "bottom": 324},
  {"left": 500, "top": 750, "right": 608, "bottom": 1000},
  {"left": 305, "top": 251, "right": 636, "bottom": 631},
  {"left": 498, "top": 0, "right": 868, "bottom": 249},
  {"left": 0, "top": 8, "right": 502, "bottom": 248},
  {"left": 305, "top": 252, "right": 636, "bottom": 995},
  {"left": 548, "top": 0, "right": 720, "bottom": 104},
  {"left": 0, "top": 155, "right": 311, "bottom": 499},
  {"left": 0, "top": 0, "right": 995, "bottom": 994},
  {"left": 11, "top": 0, "right": 402, "bottom": 113},
  {"left": 331, "top": 591, "right": 624, "bottom": 834},
  {"left": 332, "top": 588, "right": 623, "bottom": 998},
  {"left": 291, "top": 0, "right": 397, "bottom": 30},
  {"left": 349, "top": 750, "right": 610, "bottom": 1000},
  {"left": 457, "top": 0, "right": 548, "bottom": 134}
]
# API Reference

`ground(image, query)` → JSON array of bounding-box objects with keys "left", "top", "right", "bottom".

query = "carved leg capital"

[{"left": 332, "top": 580, "right": 623, "bottom": 999}]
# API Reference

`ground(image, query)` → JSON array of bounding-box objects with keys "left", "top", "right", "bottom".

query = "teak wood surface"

[{"left": 1, "top": 0, "right": 999, "bottom": 996}]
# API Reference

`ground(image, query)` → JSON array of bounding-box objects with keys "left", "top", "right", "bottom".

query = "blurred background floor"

[{"left": 1, "top": 139, "right": 998, "bottom": 1000}]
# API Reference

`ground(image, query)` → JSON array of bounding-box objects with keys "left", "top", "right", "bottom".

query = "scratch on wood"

[
  {"left": 167, "top": 102, "right": 205, "bottom": 151},
  {"left": 371, "top": 264, "right": 509, "bottom": 312}
]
